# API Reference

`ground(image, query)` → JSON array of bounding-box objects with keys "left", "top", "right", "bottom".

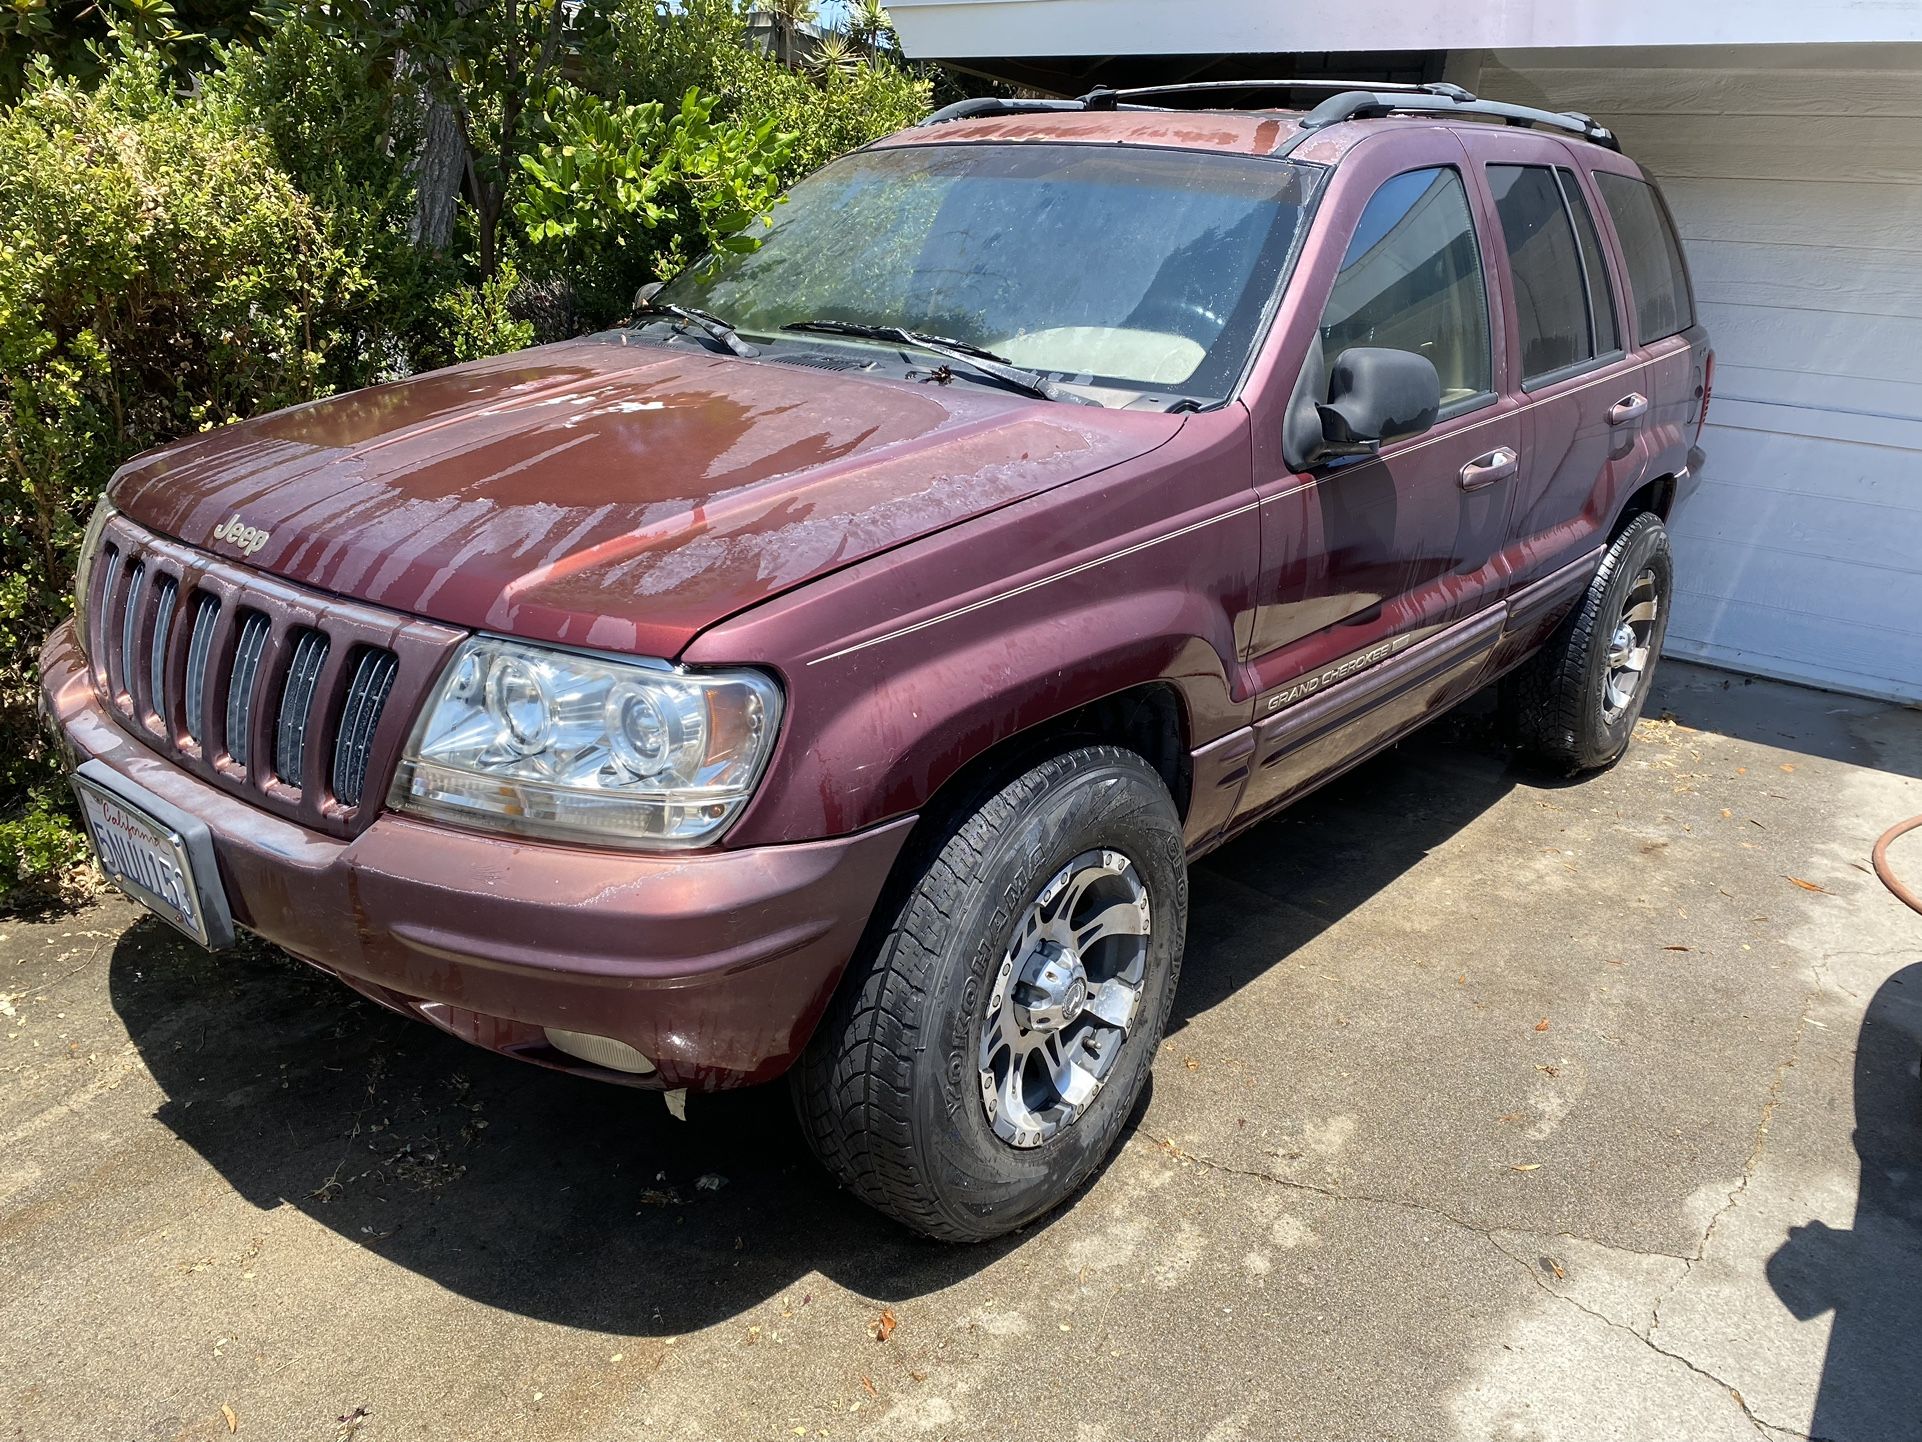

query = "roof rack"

[
  {"left": 918, "top": 79, "right": 1467, "bottom": 128},
  {"left": 1291, "top": 88, "right": 1619, "bottom": 150},
  {"left": 917, "top": 79, "right": 1620, "bottom": 152}
]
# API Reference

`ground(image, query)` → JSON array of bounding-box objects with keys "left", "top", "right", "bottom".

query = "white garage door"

[{"left": 1461, "top": 44, "right": 1922, "bottom": 703}]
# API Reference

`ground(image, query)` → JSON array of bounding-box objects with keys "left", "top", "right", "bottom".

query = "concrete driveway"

[{"left": 3, "top": 661, "right": 1919, "bottom": 1442}]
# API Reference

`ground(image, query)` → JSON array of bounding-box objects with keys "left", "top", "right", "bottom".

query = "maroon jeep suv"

[{"left": 41, "top": 82, "right": 1709, "bottom": 1240}]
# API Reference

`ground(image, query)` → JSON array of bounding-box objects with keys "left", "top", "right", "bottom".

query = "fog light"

[{"left": 544, "top": 1027, "right": 656, "bottom": 1075}]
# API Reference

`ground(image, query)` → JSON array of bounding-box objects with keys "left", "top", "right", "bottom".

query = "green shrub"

[
  {"left": 429, "top": 261, "right": 537, "bottom": 365},
  {"left": 209, "top": 13, "right": 459, "bottom": 387},
  {"left": 0, "top": 45, "right": 368, "bottom": 903},
  {"left": 516, "top": 84, "right": 794, "bottom": 321},
  {"left": 598, "top": 0, "right": 930, "bottom": 182}
]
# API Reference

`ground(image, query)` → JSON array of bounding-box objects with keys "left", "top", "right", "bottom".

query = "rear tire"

[
  {"left": 792, "top": 746, "right": 1186, "bottom": 1242},
  {"left": 1504, "top": 511, "right": 1674, "bottom": 772}
]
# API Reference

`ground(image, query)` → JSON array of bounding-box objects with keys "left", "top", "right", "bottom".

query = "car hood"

[{"left": 111, "top": 334, "right": 1184, "bottom": 657}]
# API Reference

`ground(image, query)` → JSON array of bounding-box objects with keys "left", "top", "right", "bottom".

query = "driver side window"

[{"left": 1321, "top": 167, "right": 1492, "bottom": 410}]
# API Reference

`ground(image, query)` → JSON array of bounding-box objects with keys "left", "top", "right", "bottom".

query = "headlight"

[
  {"left": 389, "top": 637, "right": 783, "bottom": 848},
  {"left": 72, "top": 496, "right": 116, "bottom": 652}
]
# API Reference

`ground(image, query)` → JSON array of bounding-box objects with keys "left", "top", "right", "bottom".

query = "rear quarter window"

[{"left": 1593, "top": 172, "right": 1695, "bottom": 345}]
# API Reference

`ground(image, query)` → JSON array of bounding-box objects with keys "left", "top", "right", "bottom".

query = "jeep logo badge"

[{"left": 211, "top": 514, "right": 270, "bottom": 557}]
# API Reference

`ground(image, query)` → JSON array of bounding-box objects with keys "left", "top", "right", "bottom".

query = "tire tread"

[
  {"left": 1505, "top": 511, "right": 1670, "bottom": 772},
  {"left": 793, "top": 745, "right": 1164, "bottom": 1241}
]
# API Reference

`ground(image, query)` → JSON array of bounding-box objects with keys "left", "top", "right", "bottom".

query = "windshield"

[{"left": 656, "top": 142, "right": 1320, "bottom": 404}]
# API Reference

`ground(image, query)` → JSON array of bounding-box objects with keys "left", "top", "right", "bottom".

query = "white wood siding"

[
  {"left": 889, "top": 1, "right": 1922, "bottom": 58},
  {"left": 1461, "top": 45, "right": 1922, "bottom": 702}
]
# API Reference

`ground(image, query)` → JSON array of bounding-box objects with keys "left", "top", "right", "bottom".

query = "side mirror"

[{"left": 1317, "top": 347, "right": 1441, "bottom": 450}]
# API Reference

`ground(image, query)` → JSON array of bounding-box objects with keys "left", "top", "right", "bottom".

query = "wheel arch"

[
  {"left": 1609, "top": 472, "right": 1678, "bottom": 539},
  {"left": 912, "top": 680, "right": 1192, "bottom": 839}
]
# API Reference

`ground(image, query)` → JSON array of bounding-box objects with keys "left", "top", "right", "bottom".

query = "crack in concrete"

[
  {"left": 1136, "top": 1129, "right": 1693, "bottom": 1260},
  {"left": 1482, "top": 1229, "right": 1824, "bottom": 1442},
  {"left": 1647, "top": 980, "right": 1819, "bottom": 1340},
  {"left": 1138, "top": 1129, "right": 1829, "bottom": 1442}
]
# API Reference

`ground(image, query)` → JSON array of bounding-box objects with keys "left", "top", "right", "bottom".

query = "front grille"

[{"left": 83, "top": 513, "right": 464, "bottom": 836}]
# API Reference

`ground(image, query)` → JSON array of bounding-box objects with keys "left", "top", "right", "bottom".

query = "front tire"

[
  {"left": 1504, "top": 511, "right": 1674, "bottom": 772},
  {"left": 793, "top": 746, "right": 1187, "bottom": 1242}
]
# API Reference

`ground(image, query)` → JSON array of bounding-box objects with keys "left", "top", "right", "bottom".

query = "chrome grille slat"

[
  {"left": 147, "top": 575, "right": 177, "bottom": 724},
  {"left": 225, "top": 611, "right": 271, "bottom": 771},
  {"left": 275, "top": 630, "right": 329, "bottom": 785},
  {"left": 332, "top": 648, "right": 398, "bottom": 808},
  {"left": 95, "top": 546, "right": 122, "bottom": 684},
  {"left": 183, "top": 593, "right": 219, "bottom": 744},
  {"left": 117, "top": 561, "right": 145, "bottom": 706}
]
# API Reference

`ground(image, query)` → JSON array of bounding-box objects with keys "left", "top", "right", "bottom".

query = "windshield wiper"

[
  {"left": 781, "top": 320, "right": 1094, "bottom": 404},
  {"left": 632, "top": 301, "right": 758, "bottom": 358}
]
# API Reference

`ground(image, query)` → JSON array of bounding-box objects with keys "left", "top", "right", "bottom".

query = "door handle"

[
  {"left": 1458, "top": 446, "right": 1518, "bottom": 492},
  {"left": 1609, "top": 393, "right": 1650, "bottom": 425}
]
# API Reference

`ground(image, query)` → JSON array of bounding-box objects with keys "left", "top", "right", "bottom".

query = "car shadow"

[
  {"left": 1175, "top": 693, "right": 1520, "bottom": 1031},
  {"left": 107, "top": 686, "right": 1547, "bottom": 1336},
  {"left": 1766, "top": 961, "right": 1922, "bottom": 1442}
]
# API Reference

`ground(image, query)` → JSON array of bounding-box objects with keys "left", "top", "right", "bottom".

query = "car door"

[
  {"left": 1468, "top": 131, "right": 1650, "bottom": 584},
  {"left": 1233, "top": 130, "right": 1520, "bottom": 823},
  {"left": 1588, "top": 161, "right": 1713, "bottom": 498}
]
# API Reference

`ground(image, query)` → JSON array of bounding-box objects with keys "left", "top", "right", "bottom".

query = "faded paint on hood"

[{"left": 111, "top": 333, "right": 1185, "bottom": 658}]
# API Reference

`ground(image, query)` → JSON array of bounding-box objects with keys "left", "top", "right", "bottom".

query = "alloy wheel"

[
  {"left": 977, "top": 849, "right": 1151, "bottom": 1148},
  {"left": 1603, "top": 566, "right": 1661, "bottom": 724}
]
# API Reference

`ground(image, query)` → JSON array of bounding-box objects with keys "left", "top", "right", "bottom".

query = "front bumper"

[{"left": 41, "top": 621, "right": 912, "bottom": 1090}]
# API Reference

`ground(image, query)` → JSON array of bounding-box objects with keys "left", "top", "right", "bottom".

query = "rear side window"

[
  {"left": 1594, "top": 172, "right": 1695, "bottom": 344},
  {"left": 1560, "top": 170, "right": 1620, "bottom": 356},
  {"left": 1488, "top": 165, "right": 1595, "bottom": 382},
  {"left": 1321, "top": 166, "right": 1491, "bottom": 409}
]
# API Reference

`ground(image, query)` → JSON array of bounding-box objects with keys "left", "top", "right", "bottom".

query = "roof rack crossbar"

[
  {"left": 1293, "top": 90, "right": 1620, "bottom": 150},
  {"left": 918, "top": 96, "right": 1094, "bottom": 127},
  {"left": 1091, "top": 79, "right": 1474, "bottom": 104}
]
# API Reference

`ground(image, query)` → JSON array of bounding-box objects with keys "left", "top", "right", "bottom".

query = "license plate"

[{"left": 72, "top": 764, "right": 232, "bottom": 949}]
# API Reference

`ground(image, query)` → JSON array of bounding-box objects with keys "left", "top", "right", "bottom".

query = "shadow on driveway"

[
  {"left": 105, "top": 693, "right": 1531, "bottom": 1336},
  {"left": 1767, "top": 961, "right": 1922, "bottom": 1442}
]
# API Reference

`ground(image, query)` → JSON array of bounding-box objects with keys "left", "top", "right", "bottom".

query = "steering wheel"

[{"left": 1126, "top": 296, "right": 1228, "bottom": 344}]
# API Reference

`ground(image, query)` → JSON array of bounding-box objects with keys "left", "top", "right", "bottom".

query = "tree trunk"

[{"left": 410, "top": 96, "right": 467, "bottom": 252}]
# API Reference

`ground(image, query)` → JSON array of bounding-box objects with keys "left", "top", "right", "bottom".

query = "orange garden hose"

[{"left": 1874, "top": 814, "right": 1922, "bottom": 916}]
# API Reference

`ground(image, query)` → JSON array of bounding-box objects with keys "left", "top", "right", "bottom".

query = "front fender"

[
  {"left": 690, "top": 412, "right": 1261, "bottom": 845},
  {"left": 766, "top": 590, "right": 1235, "bottom": 839}
]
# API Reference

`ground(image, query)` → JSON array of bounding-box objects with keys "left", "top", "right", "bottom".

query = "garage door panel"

[
  {"left": 1508, "top": 68, "right": 1922, "bottom": 119},
  {"left": 1673, "top": 535, "right": 1922, "bottom": 623},
  {"left": 1683, "top": 428, "right": 1922, "bottom": 513},
  {"left": 1712, "top": 363, "right": 1922, "bottom": 421},
  {"left": 1696, "top": 303, "right": 1922, "bottom": 387},
  {"left": 1672, "top": 489, "right": 1922, "bottom": 580},
  {"left": 1688, "top": 239, "right": 1922, "bottom": 319},
  {"left": 1666, "top": 586, "right": 1922, "bottom": 703},
  {"left": 1664, "top": 627, "right": 1922, "bottom": 704},
  {"left": 1706, "top": 398, "right": 1922, "bottom": 450},
  {"left": 1605, "top": 111, "right": 1922, "bottom": 185},
  {"left": 1663, "top": 179, "right": 1922, "bottom": 252}
]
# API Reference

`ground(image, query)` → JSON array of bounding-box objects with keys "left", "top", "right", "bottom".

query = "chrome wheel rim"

[
  {"left": 1603, "top": 567, "right": 1660, "bottom": 724},
  {"left": 978, "top": 849, "right": 1151, "bottom": 1149}
]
